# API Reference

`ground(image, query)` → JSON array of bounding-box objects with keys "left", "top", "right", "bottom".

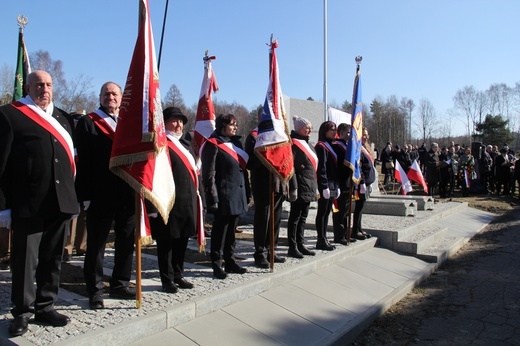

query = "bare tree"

[
  {"left": 416, "top": 98, "right": 437, "bottom": 143},
  {"left": 487, "top": 83, "right": 515, "bottom": 130},
  {"left": 0, "top": 64, "right": 14, "bottom": 106},
  {"left": 163, "top": 84, "right": 187, "bottom": 111},
  {"left": 59, "top": 74, "right": 97, "bottom": 113},
  {"left": 400, "top": 97, "right": 415, "bottom": 142},
  {"left": 453, "top": 85, "right": 480, "bottom": 141}
]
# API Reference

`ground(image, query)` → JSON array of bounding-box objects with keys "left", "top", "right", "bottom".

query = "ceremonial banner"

[
  {"left": 109, "top": 0, "right": 175, "bottom": 225},
  {"left": 194, "top": 53, "right": 218, "bottom": 153},
  {"left": 395, "top": 160, "right": 413, "bottom": 195},
  {"left": 13, "top": 22, "right": 31, "bottom": 101},
  {"left": 344, "top": 61, "right": 363, "bottom": 184},
  {"left": 407, "top": 159, "right": 428, "bottom": 194},
  {"left": 254, "top": 38, "right": 294, "bottom": 181}
]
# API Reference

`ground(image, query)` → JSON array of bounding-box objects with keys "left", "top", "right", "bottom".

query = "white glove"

[
  {"left": 83, "top": 201, "right": 91, "bottom": 210},
  {"left": 0, "top": 209, "right": 12, "bottom": 229},
  {"left": 322, "top": 188, "right": 330, "bottom": 199},
  {"left": 337, "top": 188, "right": 341, "bottom": 197},
  {"left": 148, "top": 213, "right": 158, "bottom": 218},
  {"left": 360, "top": 183, "right": 366, "bottom": 194}
]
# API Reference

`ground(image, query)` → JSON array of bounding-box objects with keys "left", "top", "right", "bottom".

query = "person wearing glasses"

[{"left": 201, "top": 114, "right": 251, "bottom": 279}]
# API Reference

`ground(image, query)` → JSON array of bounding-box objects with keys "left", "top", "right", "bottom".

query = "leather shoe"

[
  {"left": 89, "top": 295, "right": 104, "bottom": 310},
  {"left": 273, "top": 254, "right": 286, "bottom": 263},
  {"left": 162, "top": 282, "right": 179, "bottom": 293},
  {"left": 174, "top": 277, "right": 194, "bottom": 289},
  {"left": 362, "top": 231, "right": 372, "bottom": 238},
  {"left": 287, "top": 247, "right": 304, "bottom": 259},
  {"left": 212, "top": 264, "right": 227, "bottom": 279},
  {"left": 254, "top": 258, "right": 270, "bottom": 269},
  {"left": 9, "top": 316, "right": 30, "bottom": 336},
  {"left": 316, "top": 241, "right": 335, "bottom": 251},
  {"left": 352, "top": 232, "right": 367, "bottom": 240},
  {"left": 298, "top": 245, "right": 316, "bottom": 256},
  {"left": 333, "top": 238, "right": 348, "bottom": 245},
  {"left": 109, "top": 287, "right": 136, "bottom": 299},
  {"left": 34, "top": 309, "right": 70, "bottom": 327},
  {"left": 225, "top": 262, "right": 247, "bottom": 274}
]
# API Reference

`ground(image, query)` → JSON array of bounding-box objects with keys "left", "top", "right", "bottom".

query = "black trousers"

[
  {"left": 315, "top": 197, "right": 333, "bottom": 243},
  {"left": 332, "top": 192, "right": 351, "bottom": 241},
  {"left": 252, "top": 191, "right": 284, "bottom": 261},
  {"left": 210, "top": 214, "right": 238, "bottom": 265},
  {"left": 287, "top": 201, "right": 310, "bottom": 248},
  {"left": 83, "top": 208, "right": 135, "bottom": 296},
  {"left": 156, "top": 236, "right": 189, "bottom": 286},
  {"left": 352, "top": 197, "right": 366, "bottom": 234},
  {"left": 10, "top": 213, "right": 69, "bottom": 317}
]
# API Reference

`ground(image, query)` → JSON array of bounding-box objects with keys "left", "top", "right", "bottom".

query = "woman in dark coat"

[
  {"left": 287, "top": 116, "right": 317, "bottom": 258},
  {"left": 148, "top": 107, "right": 200, "bottom": 293},
  {"left": 314, "top": 121, "right": 340, "bottom": 251},
  {"left": 201, "top": 114, "right": 251, "bottom": 279},
  {"left": 352, "top": 128, "right": 376, "bottom": 239},
  {"left": 425, "top": 143, "right": 441, "bottom": 197}
]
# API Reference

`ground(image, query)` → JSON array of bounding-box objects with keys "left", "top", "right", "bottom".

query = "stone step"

[
  {"left": 415, "top": 234, "right": 466, "bottom": 263},
  {"left": 364, "top": 198, "right": 417, "bottom": 216},
  {"left": 395, "top": 225, "right": 449, "bottom": 254},
  {"left": 372, "top": 195, "right": 434, "bottom": 210}
]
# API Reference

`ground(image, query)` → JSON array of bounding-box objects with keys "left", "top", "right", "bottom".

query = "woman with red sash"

[
  {"left": 314, "top": 121, "right": 340, "bottom": 251},
  {"left": 201, "top": 114, "right": 251, "bottom": 279},
  {"left": 286, "top": 116, "right": 317, "bottom": 258}
]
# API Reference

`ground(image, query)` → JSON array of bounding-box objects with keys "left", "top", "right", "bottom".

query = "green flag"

[{"left": 13, "top": 29, "right": 31, "bottom": 102}]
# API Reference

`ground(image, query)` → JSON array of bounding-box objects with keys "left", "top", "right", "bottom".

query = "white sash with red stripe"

[
  {"left": 293, "top": 138, "right": 318, "bottom": 172},
  {"left": 167, "top": 135, "right": 205, "bottom": 251},
  {"left": 88, "top": 109, "right": 116, "bottom": 141},
  {"left": 205, "top": 137, "right": 249, "bottom": 170},
  {"left": 13, "top": 98, "right": 76, "bottom": 176}
]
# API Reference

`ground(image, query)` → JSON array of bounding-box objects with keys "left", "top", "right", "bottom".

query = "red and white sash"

[
  {"left": 316, "top": 141, "right": 337, "bottom": 166},
  {"left": 205, "top": 137, "right": 249, "bottom": 170},
  {"left": 293, "top": 138, "right": 318, "bottom": 172},
  {"left": 88, "top": 109, "right": 117, "bottom": 141},
  {"left": 167, "top": 135, "right": 205, "bottom": 251},
  {"left": 12, "top": 98, "right": 75, "bottom": 176}
]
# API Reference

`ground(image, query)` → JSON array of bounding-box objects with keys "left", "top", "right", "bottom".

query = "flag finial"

[
  {"left": 355, "top": 56, "right": 362, "bottom": 66},
  {"left": 203, "top": 50, "right": 216, "bottom": 62},
  {"left": 17, "top": 15, "right": 28, "bottom": 31}
]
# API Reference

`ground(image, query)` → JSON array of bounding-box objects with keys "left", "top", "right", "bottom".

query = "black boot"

[
  {"left": 298, "top": 244, "right": 316, "bottom": 256},
  {"left": 212, "top": 262, "right": 227, "bottom": 279},
  {"left": 287, "top": 246, "right": 304, "bottom": 258}
]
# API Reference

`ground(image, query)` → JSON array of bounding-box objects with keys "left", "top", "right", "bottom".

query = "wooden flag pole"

[
  {"left": 346, "top": 183, "right": 354, "bottom": 243},
  {"left": 134, "top": 193, "right": 142, "bottom": 308},
  {"left": 269, "top": 173, "right": 275, "bottom": 272}
]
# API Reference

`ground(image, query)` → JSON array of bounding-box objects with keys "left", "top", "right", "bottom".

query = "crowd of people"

[
  {"left": 0, "top": 71, "right": 389, "bottom": 337},
  {"left": 378, "top": 141, "right": 519, "bottom": 198}
]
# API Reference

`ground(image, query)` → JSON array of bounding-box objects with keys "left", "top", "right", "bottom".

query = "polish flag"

[
  {"left": 109, "top": 0, "right": 175, "bottom": 229},
  {"left": 194, "top": 53, "right": 218, "bottom": 154},
  {"left": 395, "top": 160, "right": 413, "bottom": 195},
  {"left": 407, "top": 159, "right": 428, "bottom": 194}
]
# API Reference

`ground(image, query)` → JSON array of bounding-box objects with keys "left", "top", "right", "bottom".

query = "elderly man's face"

[{"left": 26, "top": 71, "right": 53, "bottom": 109}]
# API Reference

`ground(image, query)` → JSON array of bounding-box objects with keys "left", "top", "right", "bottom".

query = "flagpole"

[
  {"left": 268, "top": 35, "right": 275, "bottom": 272},
  {"left": 323, "top": 0, "right": 328, "bottom": 121},
  {"left": 157, "top": 0, "right": 170, "bottom": 71},
  {"left": 134, "top": 193, "right": 142, "bottom": 308}
]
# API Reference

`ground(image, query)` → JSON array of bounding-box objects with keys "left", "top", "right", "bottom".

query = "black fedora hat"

[{"left": 163, "top": 106, "right": 188, "bottom": 124}]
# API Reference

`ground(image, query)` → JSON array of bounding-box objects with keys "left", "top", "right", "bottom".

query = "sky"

[{"left": 1, "top": 1, "right": 519, "bottom": 137}]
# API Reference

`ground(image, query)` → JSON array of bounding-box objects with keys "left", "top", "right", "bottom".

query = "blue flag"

[{"left": 344, "top": 66, "right": 362, "bottom": 184}]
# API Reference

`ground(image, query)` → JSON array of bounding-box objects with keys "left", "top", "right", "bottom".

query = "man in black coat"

[
  {"left": 0, "top": 70, "right": 78, "bottom": 336},
  {"left": 245, "top": 119, "right": 295, "bottom": 268},
  {"left": 75, "top": 82, "right": 135, "bottom": 310}
]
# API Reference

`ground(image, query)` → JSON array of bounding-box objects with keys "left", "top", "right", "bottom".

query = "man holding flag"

[{"left": 245, "top": 37, "right": 295, "bottom": 269}]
